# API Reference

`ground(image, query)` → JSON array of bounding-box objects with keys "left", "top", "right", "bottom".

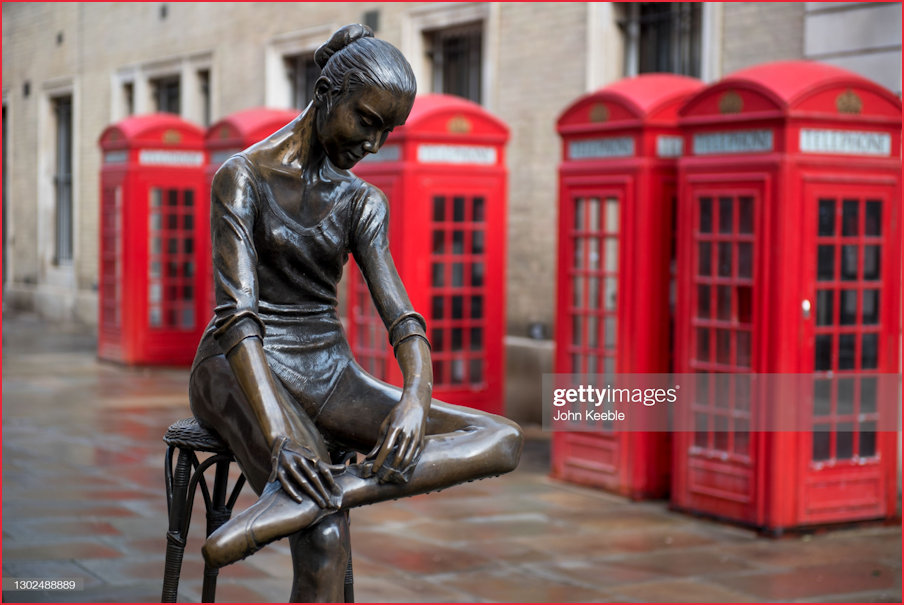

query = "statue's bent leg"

[
  {"left": 189, "top": 353, "right": 333, "bottom": 492},
  {"left": 189, "top": 355, "right": 349, "bottom": 600},
  {"left": 202, "top": 361, "right": 523, "bottom": 568},
  {"left": 189, "top": 355, "right": 273, "bottom": 490}
]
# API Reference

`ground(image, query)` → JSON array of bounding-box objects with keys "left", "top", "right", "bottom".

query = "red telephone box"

[
  {"left": 551, "top": 74, "right": 703, "bottom": 499},
  {"left": 672, "top": 61, "right": 901, "bottom": 531},
  {"left": 348, "top": 94, "right": 509, "bottom": 415},
  {"left": 98, "top": 114, "right": 208, "bottom": 365},
  {"left": 203, "top": 108, "right": 300, "bottom": 313}
]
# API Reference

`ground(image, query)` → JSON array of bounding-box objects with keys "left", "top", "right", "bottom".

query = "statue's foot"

[
  {"left": 202, "top": 481, "right": 327, "bottom": 568},
  {"left": 356, "top": 447, "right": 420, "bottom": 484}
]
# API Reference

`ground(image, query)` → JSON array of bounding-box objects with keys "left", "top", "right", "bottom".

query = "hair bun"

[{"left": 315, "top": 24, "right": 374, "bottom": 69}]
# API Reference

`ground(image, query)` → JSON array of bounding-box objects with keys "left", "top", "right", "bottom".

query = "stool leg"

[
  {"left": 343, "top": 510, "right": 354, "bottom": 603},
  {"left": 343, "top": 553, "right": 354, "bottom": 603},
  {"left": 328, "top": 449, "right": 355, "bottom": 603},
  {"left": 162, "top": 447, "right": 193, "bottom": 603},
  {"left": 201, "top": 459, "right": 233, "bottom": 603}
]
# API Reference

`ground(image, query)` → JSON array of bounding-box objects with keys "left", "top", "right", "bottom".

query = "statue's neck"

[{"left": 278, "top": 104, "right": 327, "bottom": 177}]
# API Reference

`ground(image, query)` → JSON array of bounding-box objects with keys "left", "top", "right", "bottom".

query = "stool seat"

[
  {"left": 161, "top": 417, "right": 246, "bottom": 603},
  {"left": 164, "top": 418, "right": 230, "bottom": 453}
]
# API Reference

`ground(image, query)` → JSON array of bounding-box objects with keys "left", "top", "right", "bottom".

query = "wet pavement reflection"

[{"left": 2, "top": 313, "right": 901, "bottom": 602}]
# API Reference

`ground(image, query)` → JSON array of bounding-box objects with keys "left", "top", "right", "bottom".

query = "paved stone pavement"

[{"left": 2, "top": 312, "right": 901, "bottom": 603}]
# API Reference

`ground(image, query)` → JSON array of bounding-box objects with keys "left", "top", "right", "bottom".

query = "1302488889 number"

[{"left": 6, "top": 579, "right": 82, "bottom": 591}]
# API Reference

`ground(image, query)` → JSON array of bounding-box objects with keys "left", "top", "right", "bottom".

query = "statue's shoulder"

[
  {"left": 353, "top": 177, "right": 388, "bottom": 205},
  {"left": 348, "top": 178, "right": 389, "bottom": 220},
  {"left": 214, "top": 151, "right": 256, "bottom": 181},
  {"left": 209, "top": 152, "right": 263, "bottom": 204}
]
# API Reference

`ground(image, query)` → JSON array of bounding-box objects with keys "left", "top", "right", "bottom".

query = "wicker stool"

[
  {"left": 161, "top": 417, "right": 355, "bottom": 603},
  {"left": 161, "top": 417, "right": 247, "bottom": 603}
]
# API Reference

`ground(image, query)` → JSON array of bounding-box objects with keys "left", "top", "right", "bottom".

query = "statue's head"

[{"left": 313, "top": 24, "right": 416, "bottom": 169}]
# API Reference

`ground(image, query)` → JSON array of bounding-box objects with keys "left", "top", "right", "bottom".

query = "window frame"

[
  {"left": 402, "top": 3, "right": 497, "bottom": 109},
  {"left": 39, "top": 78, "right": 79, "bottom": 282},
  {"left": 425, "top": 22, "right": 484, "bottom": 105},
  {"left": 111, "top": 53, "right": 212, "bottom": 124},
  {"left": 265, "top": 25, "right": 334, "bottom": 110},
  {"left": 283, "top": 52, "right": 321, "bottom": 110},
  {"left": 150, "top": 74, "right": 181, "bottom": 115},
  {"left": 619, "top": 2, "right": 703, "bottom": 78},
  {"left": 589, "top": 2, "right": 720, "bottom": 87}
]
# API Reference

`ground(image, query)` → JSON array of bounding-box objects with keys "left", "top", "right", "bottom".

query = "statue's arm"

[
  {"left": 209, "top": 158, "right": 305, "bottom": 449},
  {"left": 210, "top": 158, "right": 340, "bottom": 504},
  {"left": 351, "top": 187, "right": 433, "bottom": 477}
]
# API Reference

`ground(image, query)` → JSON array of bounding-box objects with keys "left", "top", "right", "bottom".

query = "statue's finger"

[
  {"left": 277, "top": 467, "right": 305, "bottom": 503},
  {"left": 318, "top": 461, "right": 344, "bottom": 493},
  {"left": 397, "top": 439, "right": 418, "bottom": 471},
  {"left": 394, "top": 433, "right": 412, "bottom": 468},
  {"left": 288, "top": 461, "right": 327, "bottom": 508},
  {"left": 372, "top": 430, "right": 399, "bottom": 471},
  {"left": 410, "top": 445, "right": 423, "bottom": 469},
  {"left": 299, "top": 460, "right": 332, "bottom": 507},
  {"left": 315, "top": 460, "right": 340, "bottom": 492},
  {"left": 365, "top": 422, "right": 390, "bottom": 459},
  {"left": 318, "top": 459, "right": 340, "bottom": 476},
  {"left": 365, "top": 442, "right": 381, "bottom": 460}
]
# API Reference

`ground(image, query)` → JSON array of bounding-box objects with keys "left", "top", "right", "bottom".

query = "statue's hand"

[
  {"left": 366, "top": 393, "right": 427, "bottom": 483},
  {"left": 269, "top": 437, "right": 344, "bottom": 508}
]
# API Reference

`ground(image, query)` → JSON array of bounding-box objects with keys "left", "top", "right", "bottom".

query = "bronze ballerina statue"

[{"left": 189, "top": 24, "right": 523, "bottom": 601}]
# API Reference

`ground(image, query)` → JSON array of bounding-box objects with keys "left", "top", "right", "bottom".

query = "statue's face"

[{"left": 317, "top": 85, "right": 413, "bottom": 170}]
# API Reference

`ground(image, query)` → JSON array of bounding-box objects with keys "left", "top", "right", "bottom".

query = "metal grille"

[
  {"left": 152, "top": 76, "right": 181, "bottom": 115},
  {"left": 427, "top": 24, "right": 482, "bottom": 104},
  {"left": 621, "top": 3, "right": 701, "bottom": 78}
]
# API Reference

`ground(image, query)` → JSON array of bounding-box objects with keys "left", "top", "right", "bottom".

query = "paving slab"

[{"left": 2, "top": 313, "right": 901, "bottom": 603}]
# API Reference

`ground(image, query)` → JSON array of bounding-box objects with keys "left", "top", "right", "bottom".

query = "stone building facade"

[{"left": 2, "top": 2, "right": 900, "bottom": 417}]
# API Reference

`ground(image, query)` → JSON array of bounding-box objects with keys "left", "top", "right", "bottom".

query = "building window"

[
  {"left": 425, "top": 23, "right": 483, "bottom": 104},
  {"left": 197, "top": 69, "right": 211, "bottom": 126},
  {"left": 122, "top": 82, "right": 134, "bottom": 116},
  {"left": 363, "top": 9, "right": 380, "bottom": 33},
  {"left": 2, "top": 104, "right": 8, "bottom": 285},
  {"left": 151, "top": 75, "right": 181, "bottom": 114},
  {"left": 620, "top": 3, "right": 701, "bottom": 78},
  {"left": 285, "top": 53, "right": 320, "bottom": 110},
  {"left": 53, "top": 95, "right": 73, "bottom": 264}
]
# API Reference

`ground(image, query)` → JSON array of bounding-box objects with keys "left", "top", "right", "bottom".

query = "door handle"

[{"left": 802, "top": 299, "right": 811, "bottom": 320}]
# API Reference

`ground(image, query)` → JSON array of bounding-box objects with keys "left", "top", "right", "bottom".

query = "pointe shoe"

[
  {"left": 202, "top": 481, "right": 332, "bottom": 568},
  {"left": 357, "top": 445, "right": 420, "bottom": 484}
]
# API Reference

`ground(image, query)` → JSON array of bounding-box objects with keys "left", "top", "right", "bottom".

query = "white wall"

[{"left": 805, "top": 2, "right": 902, "bottom": 94}]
